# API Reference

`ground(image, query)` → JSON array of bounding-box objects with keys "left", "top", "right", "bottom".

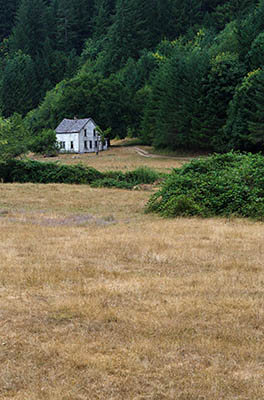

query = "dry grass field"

[
  {"left": 30, "top": 140, "right": 187, "bottom": 173},
  {"left": 1, "top": 146, "right": 264, "bottom": 399}
]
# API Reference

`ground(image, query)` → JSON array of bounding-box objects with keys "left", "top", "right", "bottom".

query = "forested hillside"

[{"left": 1, "top": 0, "right": 264, "bottom": 153}]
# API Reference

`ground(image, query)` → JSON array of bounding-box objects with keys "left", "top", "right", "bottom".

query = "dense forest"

[{"left": 1, "top": 0, "right": 264, "bottom": 154}]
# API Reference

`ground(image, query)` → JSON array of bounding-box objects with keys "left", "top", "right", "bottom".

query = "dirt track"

[{"left": 134, "top": 146, "right": 194, "bottom": 161}]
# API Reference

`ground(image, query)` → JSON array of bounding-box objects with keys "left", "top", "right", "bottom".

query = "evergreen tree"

[
  {"left": 92, "top": 0, "right": 116, "bottom": 39},
  {"left": 119, "top": 51, "right": 158, "bottom": 92},
  {"left": 223, "top": 69, "right": 264, "bottom": 151},
  {"left": 10, "top": 0, "right": 49, "bottom": 57},
  {"left": 103, "top": 0, "right": 174, "bottom": 73},
  {"left": 141, "top": 71, "right": 168, "bottom": 146},
  {"left": 56, "top": 0, "right": 94, "bottom": 54},
  {"left": 235, "top": 0, "right": 264, "bottom": 65},
  {"left": 210, "top": 0, "right": 257, "bottom": 31},
  {"left": 0, "top": 0, "right": 19, "bottom": 41},
  {"left": 197, "top": 52, "right": 246, "bottom": 150},
  {"left": 1, "top": 52, "right": 38, "bottom": 117},
  {"left": 246, "top": 70, "right": 264, "bottom": 146},
  {"left": 142, "top": 37, "right": 210, "bottom": 150},
  {"left": 249, "top": 32, "right": 264, "bottom": 69}
]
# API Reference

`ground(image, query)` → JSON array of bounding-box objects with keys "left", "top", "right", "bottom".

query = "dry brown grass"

[
  {"left": 29, "top": 140, "right": 186, "bottom": 173},
  {"left": 1, "top": 146, "right": 264, "bottom": 399}
]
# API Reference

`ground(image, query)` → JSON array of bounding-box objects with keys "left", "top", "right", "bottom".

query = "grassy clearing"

[
  {"left": 0, "top": 180, "right": 264, "bottom": 399},
  {"left": 29, "top": 139, "right": 186, "bottom": 173},
  {"left": 1, "top": 146, "right": 264, "bottom": 399}
]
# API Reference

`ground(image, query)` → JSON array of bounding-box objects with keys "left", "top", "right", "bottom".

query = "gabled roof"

[{"left": 56, "top": 118, "right": 94, "bottom": 133}]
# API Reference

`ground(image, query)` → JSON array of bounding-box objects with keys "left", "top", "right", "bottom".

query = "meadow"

[
  {"left": 30, "top": 139, "right": 187, "bottom": 172},
  {"left": 0, "top": 145, "right": 264, "bottom": 399}
]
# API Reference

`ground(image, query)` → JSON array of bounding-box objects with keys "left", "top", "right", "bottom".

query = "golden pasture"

[{"left": 0, "top": 146, "right": 264, "bottom": 399}]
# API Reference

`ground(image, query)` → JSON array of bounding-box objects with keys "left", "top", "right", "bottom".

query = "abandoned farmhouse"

[{"left": 55, "top": 118, "right": 109, "bottom": 153}]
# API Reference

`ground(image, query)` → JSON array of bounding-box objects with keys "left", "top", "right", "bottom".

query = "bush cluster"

[
  {"left": 0, "top": 159, "right": 103, "bottom": 184},
  {"left": 146, "top": 152, "right": 264, "bottom": 220},
  {"left": 91, "top": 167, "right": 161, "bottom": 189},
  {"left": 0, "top": 159, "right": 161, "bottom": 189}
]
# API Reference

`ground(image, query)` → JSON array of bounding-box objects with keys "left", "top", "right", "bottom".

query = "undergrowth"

[
  {"left": 0, "top": 159, "right": 162, "bottom": 189},
  {"left": 146, "top": 152, "right": 264, "bottom": 220}
]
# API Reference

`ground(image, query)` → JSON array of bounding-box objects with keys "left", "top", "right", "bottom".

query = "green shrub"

[
  {"left": 163, "top": 195, "right": 206, "bottom": 217},
  {"left": 1, "top": 159, "right": 103, "bottom": 184},
  {"left": 95, "top": 167, "right": 162, "bottom": 189},
  {"left": 0, "top": 159, "right": 163, "bottom": 189},
  {"left": 29, "top": 129, "right": 59, "bottom": 156},
  {"left": 125, "top": 167, "right": 161, "bottom": 184},
  {"left": 102, "top": 167, "right": 161, "bottom": 186},
  {"left": 146, "top": 152, "right": 264, "bottom": 220},
  {"left": 91, "top": 178, "right": 134, "bottom": 189}
]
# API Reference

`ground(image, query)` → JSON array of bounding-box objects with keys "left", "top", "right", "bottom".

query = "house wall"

[
  {"left": 56, "top": 133, "right": 79, "bottom": 152},
  {"left": 79, "top": 120, "right": 97, "bottom": 153},
  {"left": 79, "top": 120, "right": 108, "bottom": 153}
]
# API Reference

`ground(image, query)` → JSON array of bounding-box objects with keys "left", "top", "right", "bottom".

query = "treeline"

[{"left": 1, "top": 0, "right": 264, "bottom": 153}]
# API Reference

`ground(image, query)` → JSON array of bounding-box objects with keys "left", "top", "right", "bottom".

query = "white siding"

[
  {"left": 79, "top": 120, "right": 96, "bottom": 153},
  {"left": 56, "top": 133, "right": 79, "bottom": 152},
  {"left": 80, "top": 120, "right": 108, "bottom": 153}
]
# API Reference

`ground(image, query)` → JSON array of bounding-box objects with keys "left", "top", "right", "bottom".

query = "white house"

[{"left": 55, "top": 118, "right": 109, "bottom": 153}]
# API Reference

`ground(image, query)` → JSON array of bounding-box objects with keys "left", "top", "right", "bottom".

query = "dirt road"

[{"left": 134, "top": 146, "right": 194, "bottom": 161}]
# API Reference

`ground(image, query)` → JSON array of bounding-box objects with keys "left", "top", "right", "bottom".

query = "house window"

[
  {"left": 95, "top": 140, "right": 98, "bottom": 148},
  {"left": 84, "top": 140, "right": 88, "bottom": 150},
  {"left": 93, "top": 128, "right": 96, "bottom": 137},
  {"left": 70, "top": 141, "right": 74, "bottom": 149},
  {"left": 60, "top": 141, "right": 65, "bottom": 149},
  {"left": 89, "top": 140, "right": 93, "bottom": 149},
  {"left": 84, "top": 129, "right": 87, "bottom": 137}
]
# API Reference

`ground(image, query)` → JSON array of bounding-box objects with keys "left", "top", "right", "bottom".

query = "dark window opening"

[
  {"left": 70, "top": 141, "right": 74, "bottom": 149},
  {"left": 89, "top": 140, "right": 93, "bottom": 149},
  {"left": 84, "top": 129, "right": 87, "bottom": 137},
  {"left": 84, "top": 140, "right": 88, "bottom": 149}
]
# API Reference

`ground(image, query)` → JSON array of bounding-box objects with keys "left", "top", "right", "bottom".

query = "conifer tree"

[
  {"left": 103, "top": 0, "right": 174, "bottom": 73},
  {"left": 0, "top": 0, "right": 19, "bottom": 41},
  {"left": 142, "top": 41, "right": 210, "bottom": 150},
  {"left": 223, "top": 69, "right": 264, "bottom": 151},
  {"left": 197, "top": 52, "right": 245, "bottom": 150},
  {"left": 1, "top": 52, "right": 38, "bottom": 117},
  {"left": 235, "top": 0, "right": 264, "bottom": 64},
  {"left": 249, "top": 32, "right": 264, "bottom": 69},
  {"left": 10, "top": 0, "right": 49, "bottom": 57},
  {"left": 92, "top": 0, "right": 116, "bottom": 39},
  {"left": 246, "top": 70, "right": 264, "bottom": 146},
  {"left": 56, "top": 0, "right": 94, "bottom": 53}
]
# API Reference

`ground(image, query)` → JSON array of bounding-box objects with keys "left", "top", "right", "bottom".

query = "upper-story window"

[
  {"left": 93, "top": 128, "right": 96, "bottom": 137},
  {"left": 84, "top": 129, "right": 87, "bottom": 137}
]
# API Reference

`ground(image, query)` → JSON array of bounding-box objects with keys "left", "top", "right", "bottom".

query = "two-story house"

[{"left": 55, "top": 118, "right": 108, "bottom": 153}]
